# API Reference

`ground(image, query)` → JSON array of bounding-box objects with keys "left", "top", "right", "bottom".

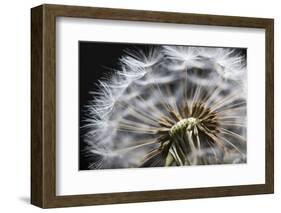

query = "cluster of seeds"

[{"left": 169, "top": 117, "right": 199, "bottom": 137}]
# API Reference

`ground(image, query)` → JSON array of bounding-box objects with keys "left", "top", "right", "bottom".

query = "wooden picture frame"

[{"left": 31, "top": 4, "right": 274, "bottom": 208}]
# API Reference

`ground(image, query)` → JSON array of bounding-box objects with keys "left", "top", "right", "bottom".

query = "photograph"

[{"left": 79, "top": 42, "right": 247, "bottom": 170}]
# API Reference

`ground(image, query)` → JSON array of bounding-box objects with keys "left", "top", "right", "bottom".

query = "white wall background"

[{"left": 0, "top": 0, "right": 279, "bottom": 212}]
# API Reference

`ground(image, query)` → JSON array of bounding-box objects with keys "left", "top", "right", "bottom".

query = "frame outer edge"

[
  {"left": 42, "top": 3, "right": 272, "bottom": 28},
  {"left": 31, "top": 4, "right": 57, "bottom": 208},
  {"left": 43, "top": 4, "right": 57, "bottom": 208},
  {"left": 31, "top": 5, "right": 44, "bottom": 208},
  {"left": 265, "top": 19, "right": 274, "bottom": 193}
]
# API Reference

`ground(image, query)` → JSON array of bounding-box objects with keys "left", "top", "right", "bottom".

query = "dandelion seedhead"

[{"left": 82, "top": 45, "right": 247, "bottom": 169}]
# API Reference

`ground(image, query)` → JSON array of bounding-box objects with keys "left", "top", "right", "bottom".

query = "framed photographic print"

[{"left": 31, "top": 4, "right": 274, "bottom": 208}]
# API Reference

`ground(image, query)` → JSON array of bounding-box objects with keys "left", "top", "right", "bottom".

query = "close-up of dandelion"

[{"left": 79, "top": 43, "right": 247, "bottom": 170}]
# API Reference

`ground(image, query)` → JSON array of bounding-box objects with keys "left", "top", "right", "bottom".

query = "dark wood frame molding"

[{"left": 31, "top": 4, "right": 274, "bottom": 208}]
